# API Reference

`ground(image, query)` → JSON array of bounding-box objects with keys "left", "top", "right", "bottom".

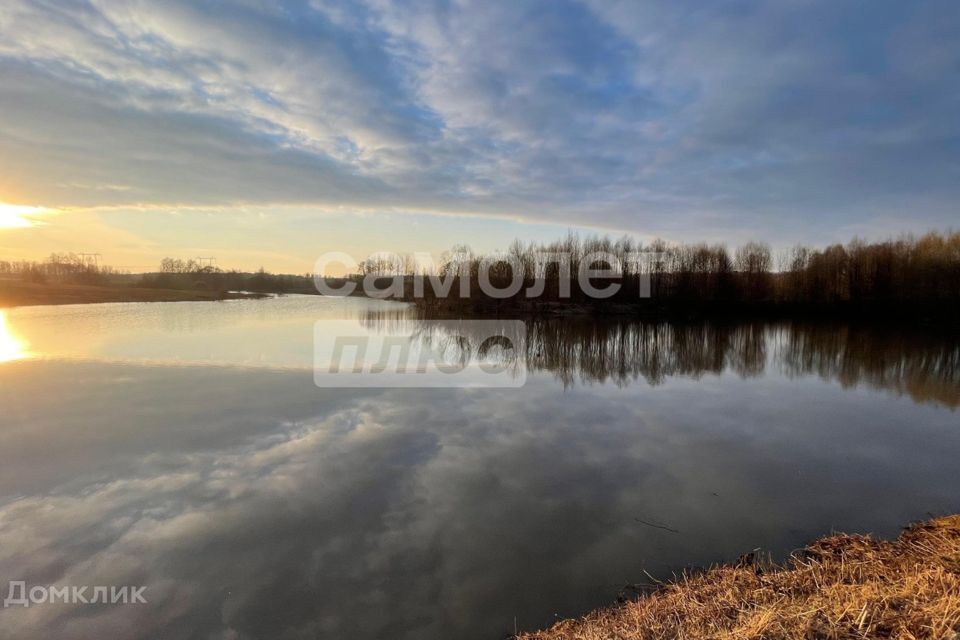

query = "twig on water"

[{"left": 634, "top": 517, "right": 680, "bottom": 534}]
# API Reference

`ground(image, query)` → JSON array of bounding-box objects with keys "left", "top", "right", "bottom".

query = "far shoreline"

[
  {"left": 0, "top": 279, "right": 267, "bottom": 309},
  {"left": 4, "top": 279, "right": 957, "bottom": 329},
  {"left": 405, "top": 296, "right": 960, "bottom": 326}
]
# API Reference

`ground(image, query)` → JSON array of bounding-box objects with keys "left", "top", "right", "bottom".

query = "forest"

[{"left": 379, "top": 231, "right": 960, "bottom": 318}]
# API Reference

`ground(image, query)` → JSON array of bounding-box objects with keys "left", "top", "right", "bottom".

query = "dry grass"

[{"left": 521, "top": 515, "right": 960, "bottom": 640}]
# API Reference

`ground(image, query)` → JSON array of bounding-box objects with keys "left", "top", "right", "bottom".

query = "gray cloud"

[{"left": 0, "top": 0, "right": 958, "bottom": 241}]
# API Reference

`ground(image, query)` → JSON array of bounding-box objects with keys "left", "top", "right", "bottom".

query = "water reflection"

[
  {"left": 1, "top": 360, "right": 958, "bottom": 640},
  {"left": 362, "top": 312, "right": 960, "bottom": 408},
  {"left": 4, "top": 298, "right": 957, "bottom": 408},
  {"left": 0, "top": 310, "right": 30, "bottom": 363},
  {"left": 0, "top": 296, "right": 398, "bottom": 369},
  {"left": 0, "top": 299, "right": 958, "bottom": 639},
  {"left": 776, "top": 323, "right": 960, "bottom": 407}
]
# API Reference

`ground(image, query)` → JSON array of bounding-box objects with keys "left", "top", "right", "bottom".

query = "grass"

[
  {"left": 520, "top": 515, "right": 960, "bottom": 640},
  {"left": 0, "top": 279, "right": 259, "bottom": 307}
]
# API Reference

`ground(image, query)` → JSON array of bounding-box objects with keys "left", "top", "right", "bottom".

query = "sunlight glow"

[
  {"left": 0, "top": 203, "right": 47, "bottom": 229},
  {"left": 0, "top": 311, "right": 30, "bottom": 363}
]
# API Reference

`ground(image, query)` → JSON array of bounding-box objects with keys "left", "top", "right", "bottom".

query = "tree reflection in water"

[{"left": 361, "top": 310, "right": 960, "bottom": 407}]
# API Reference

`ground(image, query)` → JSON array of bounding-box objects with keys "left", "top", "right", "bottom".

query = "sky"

[{"left": 0, "top": 0, "right": 958, "bottom": 273}]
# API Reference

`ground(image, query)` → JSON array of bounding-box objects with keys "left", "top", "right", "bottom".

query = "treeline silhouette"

[
  {"left": 0, "top": 253, "right": 123, "bottom": 285},
  {"left": 140, "top": 262, "right": 313, "bottom": 295},
  {"left": 140, "top": 259, "right": 360, "bottom": 296},
  {"left": 0, "top": 254, "right": 353, "bottom": 298},
  {"left": 393, "top": 231, "right": 960, "bottom": 319},
  {"left": 360, "top": 311, "right": 960, "bottom": 407}
]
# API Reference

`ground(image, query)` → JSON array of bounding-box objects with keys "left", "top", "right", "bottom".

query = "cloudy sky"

[{"left": 1, "top": 0, "right": 958, "bottom": 271}]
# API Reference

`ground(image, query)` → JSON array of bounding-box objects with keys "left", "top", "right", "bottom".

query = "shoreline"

[
  {"left": 408, "top": 297, "right": 960, "bottom": 326},
  {"left": 0, "top": 280, "right": 266, "bottom": 308},
  {"left": 519, "top": 514, "right": 960, "bottom": 639},
  {"left": 4, "top": 280, "right": 957, "bottom": 331}
]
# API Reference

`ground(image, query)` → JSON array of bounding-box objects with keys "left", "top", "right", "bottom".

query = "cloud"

[{"left": 0, "top": 0, "right": 958, "bottom": 242}]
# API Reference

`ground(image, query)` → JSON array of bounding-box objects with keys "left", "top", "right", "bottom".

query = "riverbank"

[
  {"left": 520, "top": 515, "right": 960, "bottom": 639},
  {"left": 0, "top": 279, "right": 264, "bottom": 307}
]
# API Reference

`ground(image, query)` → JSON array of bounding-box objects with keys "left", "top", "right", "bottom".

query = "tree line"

[
  {"left": 143, "top": 260, "right": 357, "bottom": 295},
  {"left": 141, "top": 261, "right": 316, "bottom": 294},
  {"left": 394, "top": 231, "right": 960, "bottom": 316},
  {"left": 0, "top": 253, "right": 122, "bottom": 285}
]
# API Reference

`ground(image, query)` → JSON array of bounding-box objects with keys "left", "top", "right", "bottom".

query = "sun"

[{"left": 0, "top": 203, "right": 47, "bottom": 229}]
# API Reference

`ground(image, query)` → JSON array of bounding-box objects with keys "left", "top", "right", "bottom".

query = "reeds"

[{"left": 519, "top": 515, "right": 960, "bottom": 639}]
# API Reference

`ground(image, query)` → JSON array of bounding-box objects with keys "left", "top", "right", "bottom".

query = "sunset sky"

[{"left": 1, "top": 0, "right": 958, "bottom": 273}]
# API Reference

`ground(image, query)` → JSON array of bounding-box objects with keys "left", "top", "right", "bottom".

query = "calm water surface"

[{"left": 0, "top": 296, "right": 958, "bottom": 639}]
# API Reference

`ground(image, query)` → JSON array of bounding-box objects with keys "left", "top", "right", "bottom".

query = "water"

[{"left": 0, "top": 296, "right": 957, "bottom": 639}]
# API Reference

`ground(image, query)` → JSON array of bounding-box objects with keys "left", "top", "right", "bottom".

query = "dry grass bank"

[
  {"left": 521, "top": 515, "right": 960, "bottom": 640},
  {"left": 0, "top": 279, "right": 256, "bottom": 307}
]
